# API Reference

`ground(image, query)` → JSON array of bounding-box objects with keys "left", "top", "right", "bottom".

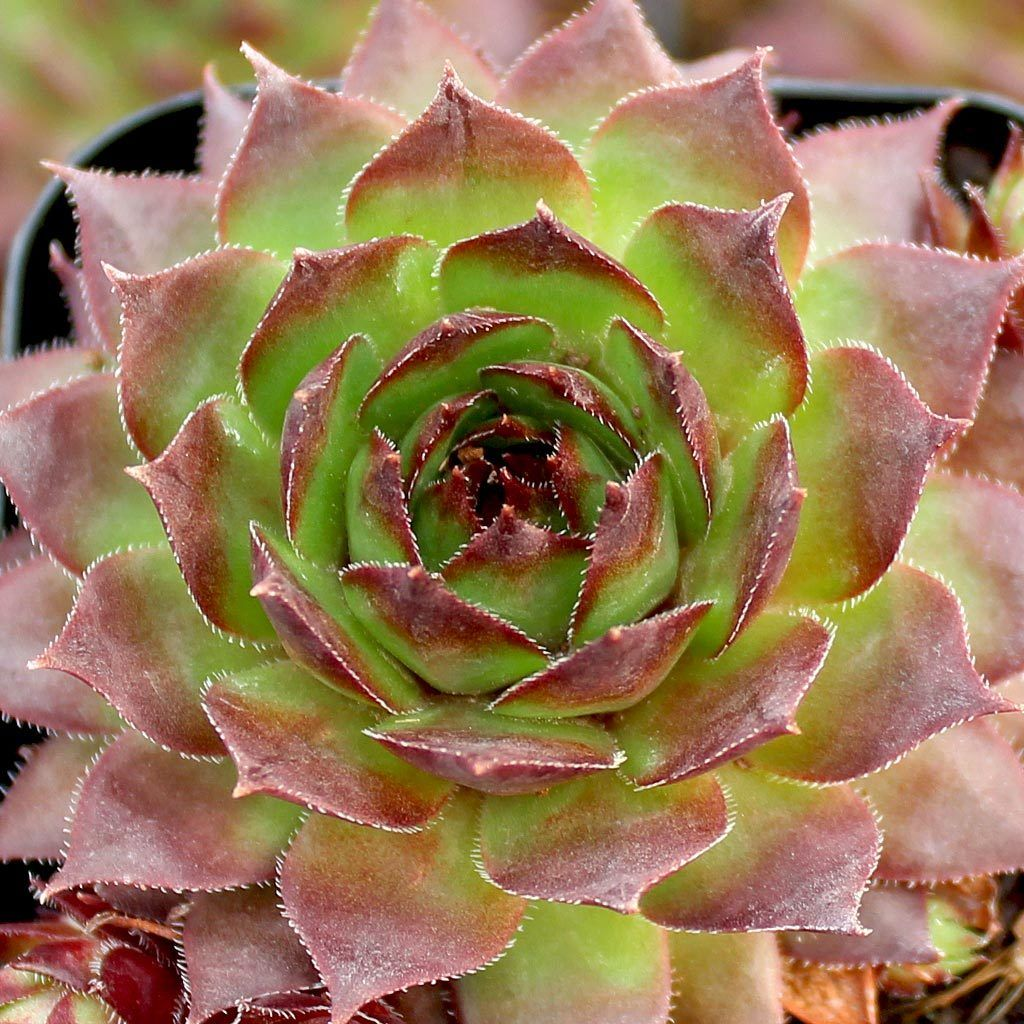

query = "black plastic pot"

[{"left": 1, "top": 79, "right": 1023, "bottom": 918}]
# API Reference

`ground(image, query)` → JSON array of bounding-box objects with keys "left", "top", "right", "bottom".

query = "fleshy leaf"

[
  {"left": 439, "top": 203, "right": 663, "bottom": 361},
  {"left": 95, "top": 945, "right": 183, "bottom": 1024},
  {"left": 585, "top": 52, "right": 810, "bottom": 276},
  {"left": 346, "top": 431, "right": 421, "bottom": 565},
  {"left": 345, "top": 66, "right": 593, "bottom": 246},
  {"left": 903, "top": 473, "right": 1024, "bottom": 682},
  {"left": 279, "top": 794, "right": 525, "bottom": 1023},
  {"left": 48, "top": 165, "right": 216, "bottom": 346},
  {"left": 0, "top": 374, "right": 163, "bottom": 572},
  {"left": 668, "top": 932, "right": 784, "bottom": 1024},
  {"left": 948, "top": 348, "right": 1024, "bottom": 491},
  {"left": 622, "top": 198, "right": 808, "bottom": 449},
  {"left": 46, "top": 994, "right": 110, "bottom": 1024},
  {"left": 478, "top": 361, "right": 639, "bottom": 468},
  {"left": 442, "top": 507, "right": 589, "bottom": 649},
  {"left": 570, "top": 454, "right": 679, "bottom": 645},
  {"left": 35, "top": 546, "right": 267, "bottom": 757},
  {"left": 496, "top": 0, "right": 679, "bottom": 148},
  {"left": 548, "top": 425, "right": 616, "bottom": 533},
  {"left": 479, "top": 770, "right": 726, "bottom": 910},
  {"left": 113, "top": 247, "right": 284, "bottom": 458},
  {"left": 794, "top": 102, "right": 959, "bottom": 258},
  {"left": 0, "top": 738, "right": 101, "bottom": 862},
  {"left": 615, "top": 613, "right": 831, "bottom": 787},
  {"left": 49, "top": 243, "right": 103, "bottom": 350},
  {"left": 199, "top": 65, "right": 252, "bottom": 183},
  {"left": 0, "top": 554, "right": 118, "bottom": 734},
  {"left": 205, "top": 660, "right": 451, "bottom": 829},
  {"left": 342, "top": 0, "right": 499, "bottom": 116},
  {"left": 0, "top": 346, "right": 106, "bottom": 416},
  {"left": 455, "top": 901, "right": 671, "bottom": 1024},
  {"left": 683, "top": 418, "right": 802, "bottom": 656},
  {"left": 361, "top": 312, "right": 555, "bottom": 439},
  {"left": 796, "top": 243, "right": 1021, "bottom": 419},
  {"left": 751, "top": 564, "right": 1009, "bottom": 783},
  {"left": 493, "top": 603, "right": 711, "bottom": 717},
  {"left": 602, "top": 318, "right": 717, "bottom": 537},
  {"left": 217, "top": 47, "right": 404, "bottom": 253},
  {"left": 365, "top": 701, "right": 622, "bottom": 794},
  {"left": 778, "top": 347, "right": 962, "bottom": 603},
  {"left": 640, "top": 765, "right": 879, "bottom": 932},
  {"left": 129, "top": 397, "right": 279, "bottom": 639},
  {"left": 781, "top": 887, "right": 938, "bottom": 968},
  {"left": 13, "top": 937, "right": 95, "bottom": 992},
  {"left": 855, "top": 722, "right": 1024, "bottom": 883},
  {"left": 281, "top": 336, "right": 381, "bottom": 565},
  {"left": 250, "top": 525, "right": 425, "bottom": 712},
  {"left": 49, "top": 732, "right": 301, "bottom": 893},
  {"left": 411, "top": 469, "right": 481, "bottom": 570},
  {"left": 184, "top": 887, "right": 319, "bottom": 1024},
  {"left": 241, "top": 238, "right": 436, "bottom": 436},
  {"left": 0, "top": 990, "right": 63, "bottom": 1021},
  {"left": 342, "top": 564, "right": 548, "bottom": 693}
]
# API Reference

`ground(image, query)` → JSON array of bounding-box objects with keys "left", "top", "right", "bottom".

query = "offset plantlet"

[{"left": 1, "top": 2, "right": 1024, "bottom": 1022}]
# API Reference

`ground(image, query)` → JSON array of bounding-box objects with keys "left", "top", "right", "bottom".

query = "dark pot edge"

[{"left": 5, "top": 75, "right": 1024, "bottom": 360}]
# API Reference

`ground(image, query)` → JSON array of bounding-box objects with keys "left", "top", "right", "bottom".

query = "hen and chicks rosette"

[{"left": 2, "top": 1, "right": 1024, "bottom": 1022}]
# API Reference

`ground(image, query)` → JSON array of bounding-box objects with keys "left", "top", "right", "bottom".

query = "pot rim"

[{"left": 5, "top": 76, "right": 1024, "bottom": 359}]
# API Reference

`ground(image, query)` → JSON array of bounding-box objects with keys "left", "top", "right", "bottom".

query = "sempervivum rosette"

[{"left": 2, "top": 2, "right": 1024, "bottom": 1022}]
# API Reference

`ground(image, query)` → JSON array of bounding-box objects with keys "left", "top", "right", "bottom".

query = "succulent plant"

[{"left": 2, "top": 1, "right": 1024, "bottom": 1022}]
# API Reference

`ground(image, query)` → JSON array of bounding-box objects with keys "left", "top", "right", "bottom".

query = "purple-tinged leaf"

[
  {"left": 217, "top": 47, "right": 404, "bottom": 253},
  {"left": 411, "top": 469, "right": 482, "bottom": 571},
  {"left": 856, "top": 722, "right": 1024, "bottom": 883},
  {"left": 603, "top": 318, "right": 717, "bottom": 537},
  {"left": 496, "top": 0, "right": 679, "bottom": 148},
  {"left": 904, "top": 473, "right": 1024, "bottom": 682},
  {"left": 361, "top": 312, "right": 554, "bottom": 439},
  {"left": 442, "top": 507, "right": 589, "bottom": 650},
  {"left": 0, "top": 967, "right": 49, "bottom": 1004},
  {"left": 615, "top": 613, "right": 830, "bottom": 787},
  {"left": 455, "top": 901, "right": 671, "bottom": 1024},
  {"left": 183, "top": 887, "right": 319, "bottom": 1024},
  {"left": 0, "top": 346, "right": 106, "bottom": 416},
  {"left": 493, "top": 603, "right": 710, "bottom": 717},
  {"left": 668, "top": 932, "right": 784, "bottom": 1024},
  {"left": 948, "top": 348, "right": 1024, "bottom": 491},
  {"left": 205, "top": 660, "right": 451, "bottom": 829},
  {"left": 781, "top": 887, "right": 938, "bottom": 968},
  {"left": 129, "top": 397, "right": 279, "bottom": 640},
  {"left": 365, "top": 701, "right": 621, "bottom": 795},
  {"left": 796, "top": 243, "right": 1021, "bottom": 419},
  {"left": 281, "top": 336, "right": 381, "bottom": 566},
  {"left": 47, "top": 165, "right": 216, "bottom": 347},
  {"left": 94, "top": 945, "right": 183, "bottom": 1024},
  {"left": 640, "top": 765, "right": 879, "bottom": 932},
  {"left": 751, "top": 564, "right": 1010, "bottom": 783},
  {"left": 794, "top": 101, "right": 959, "bottom": 258},
  {"left": 340, "top": 564, "right": 549, "bottom": 695},
  {"left": 49, "top": 243, "right": 102, "bottom": 349},
  {"left": 49, "top": 732, "right": 300, "bottom": 894},
  {"left": 778, "top": 347, "right": 963, "bottom": 603},
  {"left": 345, "top": 66, "right": 593, "bottom": 246},
  {"left": 547, "top": 426, "right": 616, "bottom": 533},
  {"left": 44, "top": 993, "right": 110, "bottom": 1024},
  {"left": 0, "top": 738, "right": 101, "bottom": 862},
  {"left": 346, "top": 431, "right": 421, "bottom": 565},
  {"left": 683, "top": 418, "right": 802, "bottom": 657},
  {"left": 570, "top": 454, "right": 679, "bottom": 645},
  {"left": 0, "top": 989, "right": 63, "bottom": 1020},
  {"left": 622, "top": 198, "right": 808, "bottom": 449},
  {"left": 585, "top": 52, "right": 810, "bottom": 276},
  {"left": 250, "top": 525, "right": 425, "bottom": 712},
  {"left": 342, "top": 0, "right": 499, "bottom": 116},
  {"left": 0, "top": 374, "right": 163, "bottom": 572},
  {"left": 439, "top": 203, "right": 663, "bottom": 357},
  {"left": 35, "top": 546, "right": 267, "bottom": 757},
  {"left": 479, "top": 770, "right": 726, "bottom": 911},
  {"left": 0, "top": 554, "right": 117, "bottom": 734},
  {"left": 12, "top": 937, "right": 95, "bottom": 991},
  {"left": 199, "top": 65, "right": 252, "bottom": 183},
  {"left": 279, "top": 794, "right": 525, "bottom": 1023},
  {"left": 113, "top": 248, "right": 284, "bottom": 458},
  {"left": 241, "top": 238, "right": 436, "bottom": 436}
]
